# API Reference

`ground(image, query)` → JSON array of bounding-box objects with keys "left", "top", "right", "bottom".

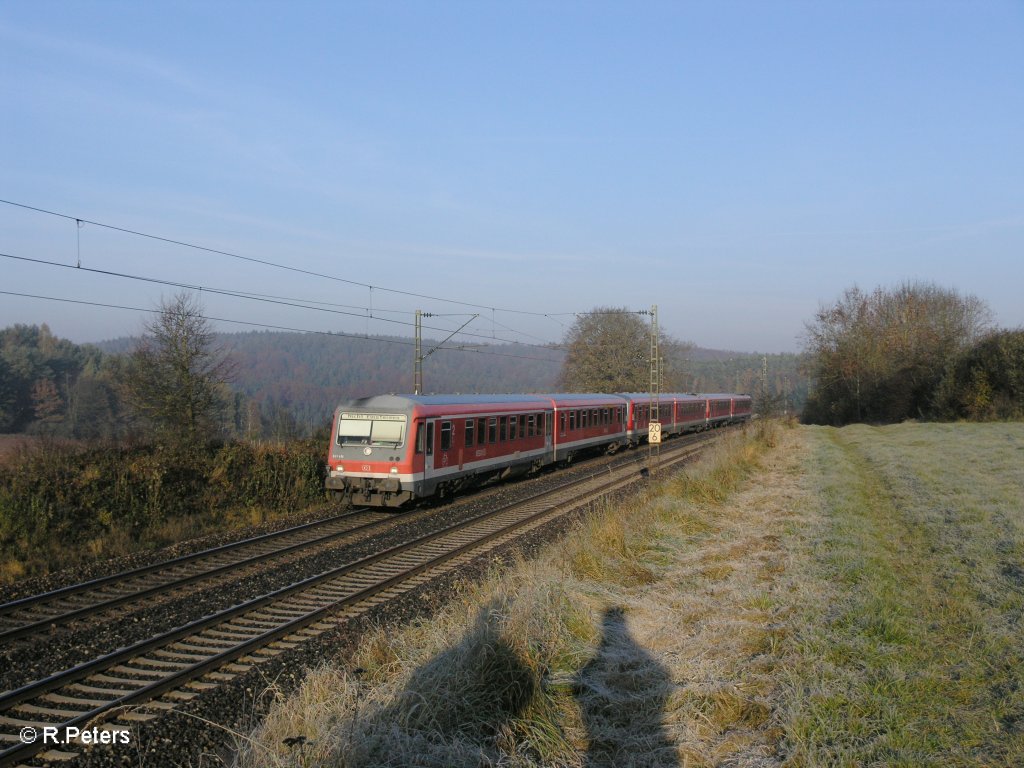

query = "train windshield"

[{"left": 337, "top": 413, "right": 407, "bottom": 447}]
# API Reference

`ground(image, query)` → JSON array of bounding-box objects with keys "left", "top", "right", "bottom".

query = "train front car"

[
  {"left": 326, "top": 395, "right": 419, "bottom": 507},
  {"left": 326, "top": 394, "right": 555, "bottom": 507}
]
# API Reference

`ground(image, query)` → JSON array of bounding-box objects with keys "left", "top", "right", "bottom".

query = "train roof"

[
  {"left": 336, "top": 394, "right": 551, "bottom": 411},
  {"left": 533, "top": 392, "right": 629, "bottom": 406},
  {"left": 334, "top": 392, "right": 752, "bottom": 415},
  {"left": 616, "top": 392, "right": 706, "bottom": 400}
]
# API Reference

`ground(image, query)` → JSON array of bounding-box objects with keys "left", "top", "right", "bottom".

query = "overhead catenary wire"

[
  {"left": 0, "top": 198, "right": 577, "bottom": 318},
  {"left": 2, "top": 198, "right": 651, "bottom": 354},
  {"left": 0, "top": 251, "right": 564, "bottom": 352}
]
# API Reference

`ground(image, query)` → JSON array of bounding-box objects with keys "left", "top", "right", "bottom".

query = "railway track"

[
  {"left": 0, "top": 431, "right": 717, "bottom": 766},
  {"left": 0, "top": 508, "right": 397, "bottom": 644}
]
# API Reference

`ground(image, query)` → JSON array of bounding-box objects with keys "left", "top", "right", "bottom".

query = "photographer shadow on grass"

[
  {"left": 574, "top": 606, "right": 680, "bottom": 768},
  {"left": 339, "top": 599, "right": 540, "bottom": 766}
]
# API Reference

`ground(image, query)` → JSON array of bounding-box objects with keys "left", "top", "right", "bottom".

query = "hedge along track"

[
  {"left": 0, "top": 431, "right": 717, "bottom": 766},
  {"left": 0, "top": 508, "right": 404, "bottom": 644}
]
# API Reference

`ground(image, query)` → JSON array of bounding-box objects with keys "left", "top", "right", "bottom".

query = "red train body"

[{"left": 325, "top": 392, "right": 753, "bottom": 507}]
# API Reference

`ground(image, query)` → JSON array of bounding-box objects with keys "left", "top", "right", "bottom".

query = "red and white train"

[{"left": 325, "top": 392, "right": 752, "bottom": 507}]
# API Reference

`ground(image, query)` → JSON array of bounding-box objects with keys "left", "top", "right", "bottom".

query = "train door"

[
  {"left": 423, "top": 419, "right": 436, "bottom": 481},
  {"left": 543, "top": 410, "right": 553, "bottom": 461}
]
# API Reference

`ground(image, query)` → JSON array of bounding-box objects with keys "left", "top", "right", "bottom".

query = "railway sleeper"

[
  {"left": 0, "top": 714, "right": 51, "bottom": 729},
  {"left": 42, "top": 694, "right": 110, "bottom": 707},
  {"left": 13, "top": 704, "right": 83, "bottom": 718}
]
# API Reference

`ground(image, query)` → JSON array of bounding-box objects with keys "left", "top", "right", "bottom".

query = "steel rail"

[
  {"left": 0, "top": 509, "right": 377, "bottom": 618},
  {"left": 0, "top": 509, "right": 401, "bottom": 644}
]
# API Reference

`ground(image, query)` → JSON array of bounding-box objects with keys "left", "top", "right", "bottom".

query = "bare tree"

[
  {"left": 124, "top": 292, "right": 235, "bottom": 445},
  {"left": 557, "top": 307, "right": 692, "bottom": 393},
  {"left": 801, "top": 282, "right": 992, "bottom": 424}
]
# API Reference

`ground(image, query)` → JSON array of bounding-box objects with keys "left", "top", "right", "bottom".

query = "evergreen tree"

[{"left": 123, "top": 293, "right": 235, "bottom": 445}]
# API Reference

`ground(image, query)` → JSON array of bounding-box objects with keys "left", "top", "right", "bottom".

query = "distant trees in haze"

[
  {"left": 0, "top": 307, "right": 564, "bottom": 442},
  {"left": 801, "top": 281, "right": 1023, "bottom": 425}
]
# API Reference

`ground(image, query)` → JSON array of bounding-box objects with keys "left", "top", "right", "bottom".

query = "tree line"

[
  {"left": 5, "top": 298, "right": 810, "bottom": 444},
  {"left": 801, "top": 282, "right": 1023, "bottom": 425}
]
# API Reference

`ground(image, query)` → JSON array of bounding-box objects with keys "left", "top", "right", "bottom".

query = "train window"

[
  {"left": 500, "top": 416, "right": 508, "bottom": 442},
  {"left": 465, "top": 419, "right": 475, "bottom": 447},
  {"left": 415, "top": 423, "right": 424, "bottom": 454},
  {"left": 519, "top": 414, "right": 526, "bottom": 438},
  {"left": 543, "top": 412, "right": 551, "bottom": 435},
  {"left": 477, "top": 418, "right": 486, "bottom": 445},
  {"left": 337, "top": 412, "right": 406, "bottom": 447},
  {"left": 569, "top": 410, "right": 576, "bottom": 431},
  {"left": 440, "top": 421, "right": 453, "bottom": 451},
  {"left": 592, "top": 408, "right": 599, "bottom": 425},
  {"left": 559, "top": 412, "right": 566, "bottom": 434},
  {"left": 426, "top": 423, "right": 434, "bottom": 456},
  {"left": 488, "top": 417, "right": 497, "bottom": 443},
  {"left": 527, "top": 414, "right": 535, "bottom": 437},
  {"left": 509, "top": 415, "right": 517, "bottom": 441}
]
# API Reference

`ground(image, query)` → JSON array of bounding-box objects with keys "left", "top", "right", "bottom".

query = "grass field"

[{"left": 236, "top": 421, "right": 1024, "bottom": 767}]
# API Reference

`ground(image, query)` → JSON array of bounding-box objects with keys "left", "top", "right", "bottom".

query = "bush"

[
  {"left": 0, "top": 439, "right": 328, "bottom": 564},
  {"left": 934, "top": 329, "right": 1024, "bottom": 420}
]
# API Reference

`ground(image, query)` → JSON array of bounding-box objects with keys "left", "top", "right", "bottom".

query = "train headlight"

[
  {"left": 390, "top": 466, "right": 398, "bottom": 474},
  {"left": 331, "top": 466, "right": 344, "bottom": 476}
]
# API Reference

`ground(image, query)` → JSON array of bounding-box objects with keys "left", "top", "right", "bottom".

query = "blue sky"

[{"left": 2, "top": 0, "right": 1022, "bottom": 354}]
